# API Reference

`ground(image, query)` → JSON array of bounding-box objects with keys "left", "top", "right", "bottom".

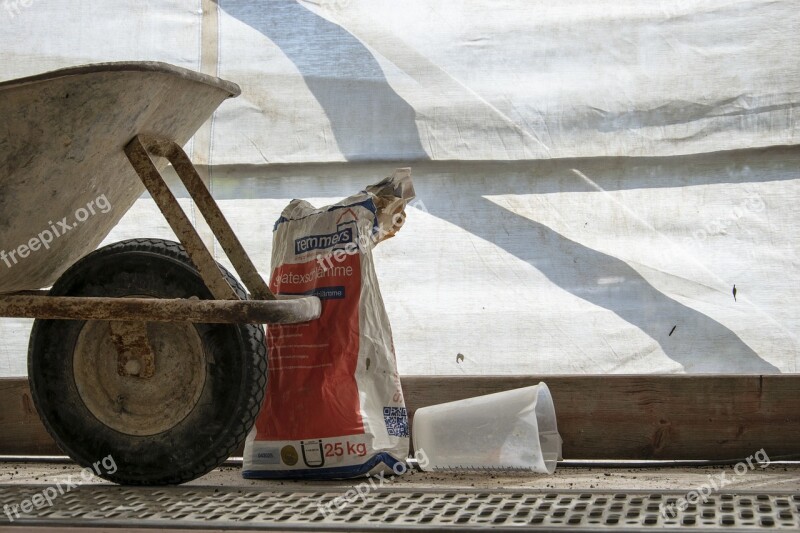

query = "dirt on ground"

[{"left": 1, "top": 461, "right": 798, "bottom": 492}]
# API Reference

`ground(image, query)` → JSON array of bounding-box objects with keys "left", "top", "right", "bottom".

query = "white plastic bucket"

[{"left": 412, "top": 382, "right": 562, "bottom": 474}]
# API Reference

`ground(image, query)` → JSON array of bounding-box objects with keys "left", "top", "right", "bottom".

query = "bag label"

[
  {"left": 294, "top": 225, "right": 354, "bottom": 255},
  {"left": 256, "top": 252, "right": 363, "bottom": 441}
]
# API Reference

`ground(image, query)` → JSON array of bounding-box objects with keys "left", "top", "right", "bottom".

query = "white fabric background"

[{"left": 0, "top": 0, "right": 797, "bottom": 375}]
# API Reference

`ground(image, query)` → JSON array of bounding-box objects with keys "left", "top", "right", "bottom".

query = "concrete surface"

[{"left": 1, "top": 460, "right": 798, "bottom": 492}]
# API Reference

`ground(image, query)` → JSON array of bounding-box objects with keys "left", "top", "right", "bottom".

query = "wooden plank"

[
  {"left": 402, "top": 375, "right": 800, "bottom": 461},
  {"left": 0, "top": 379, "right": 60, "bottom": 455},
  {"left": 1, "top": 376, "right": 799, "bottom": 460}
]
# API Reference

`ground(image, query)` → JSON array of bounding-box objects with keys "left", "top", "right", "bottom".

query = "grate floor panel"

[{"left": 0, "top": 486, "right": 799, "bottom": 531}]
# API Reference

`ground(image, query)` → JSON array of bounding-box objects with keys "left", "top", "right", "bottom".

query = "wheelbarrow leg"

[{"left": 124, "top": 134, "right": 275, "bottom": 301}]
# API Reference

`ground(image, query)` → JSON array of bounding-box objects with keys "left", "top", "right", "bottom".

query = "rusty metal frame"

[
  {"left": 0, "top": 291, "right": 319, "bottom": 324},
  {"left": 0, "top": 134, "right": 321, "bottom": 326},
  {"left": 124, "top": 134, "right": 275, "bottom": 302},
  {"left": 109, "top": 321, "right": 155, "bottom": 378}
]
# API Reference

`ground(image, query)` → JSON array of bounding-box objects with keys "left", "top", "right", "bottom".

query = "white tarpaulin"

[{"left": 0, "top": 0, "right": 798, "bottom": 375}]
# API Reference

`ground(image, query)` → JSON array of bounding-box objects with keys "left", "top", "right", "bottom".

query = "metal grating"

[{"left": 0, "top": 486, "right": 798, "bottom": 531}]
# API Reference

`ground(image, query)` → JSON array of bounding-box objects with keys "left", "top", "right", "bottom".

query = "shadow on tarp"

[
  {"left": 209, "top": 0, "right": 788, "bottom": 372},
  {"left": 217, "top": 0, "right": 428, "bottom": 162},
  {"left": 209, "top": 149, "right": 793, "bottom": 372}
]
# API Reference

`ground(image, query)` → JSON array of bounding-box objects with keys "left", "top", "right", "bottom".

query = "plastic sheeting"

[{"left": 0, "top": 0, "right": 798, "bottom": 375}]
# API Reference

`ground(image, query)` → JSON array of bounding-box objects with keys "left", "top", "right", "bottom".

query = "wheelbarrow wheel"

[{"left": 28, "top": 238, "right": 268, "bottom": 485}]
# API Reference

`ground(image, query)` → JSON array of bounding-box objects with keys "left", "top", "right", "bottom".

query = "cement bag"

[{"left": 243, "top": 169, "right": 414, "bottom": 479}]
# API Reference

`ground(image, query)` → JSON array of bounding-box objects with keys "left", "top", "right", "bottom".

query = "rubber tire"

[{"left": 27, "top": 238, "right": 267, "bottom": 485}]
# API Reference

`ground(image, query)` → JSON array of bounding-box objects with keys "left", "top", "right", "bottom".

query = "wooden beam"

[
  {"left": 0, "top": 378, "right": 59, "bottom": 455},
  {"left": 1, "top": 376, "right": 798, "bottom": 460},
  {"left": 401, "top": 375, "right": 800, "bottom": 461}
]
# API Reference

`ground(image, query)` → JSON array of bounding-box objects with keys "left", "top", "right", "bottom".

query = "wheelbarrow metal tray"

[{"left": 0, "top": 62, "right": 241, "bottom": 294}]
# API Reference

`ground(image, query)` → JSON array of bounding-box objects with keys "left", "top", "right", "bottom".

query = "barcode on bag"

[{"left": 383, "top": 407, "right": 409, "bottom": 437}]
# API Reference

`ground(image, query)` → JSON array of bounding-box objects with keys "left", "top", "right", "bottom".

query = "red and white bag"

[{"left": 243, "top": 169, "right": 414, "bottom": 479}]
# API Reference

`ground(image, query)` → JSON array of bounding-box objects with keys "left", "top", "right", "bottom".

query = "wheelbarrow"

[{"left": 0, "top": 62, "right": 321, "bottom": 485}]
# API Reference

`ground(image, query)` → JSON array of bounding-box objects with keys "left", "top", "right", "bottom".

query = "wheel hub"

[{"left": 73, "top": 319, "right": 207, "bottom": 436}]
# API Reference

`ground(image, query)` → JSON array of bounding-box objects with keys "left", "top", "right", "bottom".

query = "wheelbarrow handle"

[{"left": 0, "top": 291, "right": 320, "bottom": 324}]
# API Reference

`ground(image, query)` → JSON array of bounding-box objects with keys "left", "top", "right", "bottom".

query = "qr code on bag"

[{"left": 383, "top": 407, "right": 409, "bottom": 437}]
